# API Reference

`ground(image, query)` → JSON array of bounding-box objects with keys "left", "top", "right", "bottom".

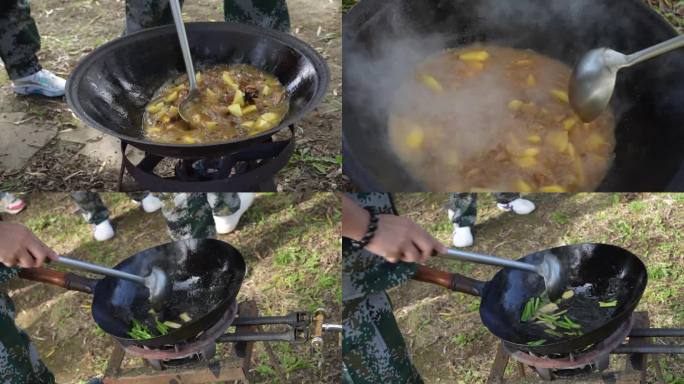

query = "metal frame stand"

[
  {"left": 102, "top": 301, "right": 259, "bottom": 384},
  {"left": 487, "top": 312, "right": 658, "bottom": 384}
]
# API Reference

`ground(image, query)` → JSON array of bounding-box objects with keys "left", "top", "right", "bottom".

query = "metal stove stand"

[
  {"left": 102, "top": 300, "right": 263, "bottom": 384},
  {"left": 487, "top": 312, "right": 684, "bottom": 383}
]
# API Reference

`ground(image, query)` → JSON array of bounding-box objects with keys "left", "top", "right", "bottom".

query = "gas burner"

[
  {"left": 118, "top": 128, "right": 294, "bottom": 192},
  {"left": 488, "top": 312, "right": 684, "bottom": 383},
  {"left": 504, "top": 315, "right": 634, "bottom": 373},
  {"left": 121, "top": 300, "right": 238, "bottom": 361}
]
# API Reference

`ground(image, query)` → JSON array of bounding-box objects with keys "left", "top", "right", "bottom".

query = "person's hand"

[
  {"left": 0, "top": 223, "right": 57, "bottom": 268},
  {"left": 365, "top": 214, "right": 448, "bottom": 264}
]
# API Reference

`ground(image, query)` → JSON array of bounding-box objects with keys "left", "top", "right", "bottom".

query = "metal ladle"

[
  {"left": 569, "top": 35, "right": 684, "bottom": 122},
  {"left": 54, "top": 256, "right": 171, "bottom": 305},
  {"left": 168, "top": 0, "right": 202, "bottom": 125},
  {"left": 437, "top": 248, "right": 566, "bottom": 299}
]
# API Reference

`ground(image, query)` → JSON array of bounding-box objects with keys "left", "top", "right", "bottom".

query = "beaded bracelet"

[{"left": 352, "top": 208, "right": 379, "bottom": 250}]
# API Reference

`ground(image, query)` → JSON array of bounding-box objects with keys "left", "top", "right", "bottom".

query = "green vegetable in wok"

[
  {"left": 521, "top": 296, "right": 542, "bottom": 322},
  {"left": 155, "top": 319, "right": 170, "bottom": 335},
  {"left": 163, "top": 321, "right": 182, "bottom": 329},
  {"left": 599, "top": 300, "right": 617, "bottom": 308},
  {"left": 128, "top": 319, "right": 153, "bottom": 340},
  {"left": 527, "top": 339, "right": 546, "bottom": 346}
]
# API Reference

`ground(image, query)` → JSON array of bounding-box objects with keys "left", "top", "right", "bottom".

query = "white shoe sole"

[{"left": 12, "top": 85, "right": 64, "bottom": 98}]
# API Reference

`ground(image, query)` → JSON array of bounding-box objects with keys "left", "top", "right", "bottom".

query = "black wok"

[
  {"left": 414, "top": 243, "right": 647, "bottom": 355},
  {"left": 343, "top": 0, "right": 684, "bottom": 191},
  {"left": 19, "top": 239, "right": 245, "bottom": 348},
  {"left": 66, "top": 22, "right": 329, "bottom": 158}
]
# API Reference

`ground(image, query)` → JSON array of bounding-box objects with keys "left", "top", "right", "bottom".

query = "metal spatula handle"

[
  {"left": 626, "top": 35, "right": 684, "bottom": 67},
  {"left": 440, "top": 248, "right": 538, "bottom": 274},
  {"left": 169, "top": 0, "right": 197, "bottom": 91},
  {"left": 55, "top": 256, "right": 146, "bottom": 285}
]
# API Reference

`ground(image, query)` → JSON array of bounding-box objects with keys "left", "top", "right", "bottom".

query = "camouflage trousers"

[
  {"left": 125, "top": 0, "right": 290, "bottom": 34},
  {"left": 158, "top": 193, "right": 240, "bottom": 240},
  {"left": 71, "top": 192, "right": 149, "bottom": 225},
  {"left": 0, "top": 291, "right": 54, "bottom": 384},
  {"left": 71, "top": 192, "right": 241, "bottom": 240},
  {"left": 0, "top": 0, "right": 42, "bottom": 79},
  {"left": 447, "top": 193, "right": 520, "bottom": 227},
  {"left": 342, "top": 193, "right": 423, "bottom": 384}
]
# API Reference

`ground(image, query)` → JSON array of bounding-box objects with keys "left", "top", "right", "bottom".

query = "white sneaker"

[
  {"left": 12, "top": 69, "right": 66, "bottom": 97},
  {"left": 140, "top": 194, "right": 162, "bottom": 213},
  {"left": 93, "top": 220, "right": 115, "bottom": 242},
  {"left": 452, "top": 225, "right": 474, "bottom": 248},
  {"left": 497, "top": 198, "right": 536, "bottom": 215},
  {"left": 214, "top": 193, "right": 255, "bottom": 234}
]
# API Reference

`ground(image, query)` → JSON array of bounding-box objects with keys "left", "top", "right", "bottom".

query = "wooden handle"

[
  {"left": 414, "top": 265, "right": 483, "bottom": 297},
  {"left": 18, "top": 268, "right": 96, "bottom": 294}
]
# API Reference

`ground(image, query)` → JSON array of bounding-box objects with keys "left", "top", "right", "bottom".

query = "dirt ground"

[
  {"left": 0, "top": 0, "right": 341, "bottom": 192},
  {"left": 387, "top": 193, "right": 684, "bottom": 383},
  {"left": 0, "top": 192, "right": 341, "bottom": 383}
]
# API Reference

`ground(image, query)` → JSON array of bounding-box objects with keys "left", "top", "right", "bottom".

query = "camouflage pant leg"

[
  {"left": 70, "top": 192, "right": 110, "bottom": 225},
  {"left": 0, "top": 292, "right": 54, "bottom": 384},
  {"left": 493, "top": 193, "right": 520, "bottom": 205},
  {"left": 206, "top": 193, "right": 240, "bottom": 217},
  {"left": 447, "top": 193, "right": 477, "bottom": 227},
  {"left": 342, "top": 292, "right": 423, "bottom": 384},
  {"left": 125, "top": 0, "right": 289, "bottom": 34},
  {"left": 0, "top": 0, "right": 41, "bottom": 79},
  {"left": 224, "top": 0, "right": 290, "bottom": 32},
  {"left": 159, "top": 193, "right": 216, "bottom": 240}
]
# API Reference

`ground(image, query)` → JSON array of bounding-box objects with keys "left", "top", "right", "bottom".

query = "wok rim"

[
  {"left": 481, "top": 243, "right": 648, "bottom": 355},
  {"left": 66, "top": 21, "right": 330, "bottom": 152}
]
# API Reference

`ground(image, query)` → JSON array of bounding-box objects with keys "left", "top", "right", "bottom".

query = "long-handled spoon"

[
  {"left": 437, "top": 248, "right": 566, "bottom": 299},
  {"left": 54, "top": 256, "right": 170, "bottom": 304},
  {"left": 569, "top": 35, "right": 684, "bottom": 122},
  {"left": 168, "top": 0, "right": 202, "bottom": 125}
]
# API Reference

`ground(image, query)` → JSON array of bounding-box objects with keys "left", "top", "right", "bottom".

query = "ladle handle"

[
  {"left": 626, "top": 35, "right": 684, "bottom": 67},
  {"left": 413, "top": 265, "right": 483, "bottom": 297},
  {"left": 169, "top": 0, "right": 197, "bottom": 91},
  {"left": 55, "top": 256, "right": 146, "bottom": 285},
  {"left": 18, "top": 268, "right": 96, "bottom": 294},
  {"left": 439, "top": 248, "right": 538, "bottom": 274}
]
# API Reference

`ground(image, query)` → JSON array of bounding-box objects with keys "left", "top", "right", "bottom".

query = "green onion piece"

[
  {"left": 527, "top": 339, "right": 546, "bottom": 346},
  {"left": 599, "top": 300, "right": 618, "bottom": 308}
]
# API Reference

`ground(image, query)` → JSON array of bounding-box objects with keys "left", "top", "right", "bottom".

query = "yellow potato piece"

[
  {"left": 507, "top": 99, "right": 523, "bottom": 112},
  {"left": 585, "top": 132, "right": 607, "bottom": 151},
  {"left": 204, "top": 121, "right": 217, "bottom": 129},
  {"left": 241, "top": 121, "right": 255, "bottom": 129},
  {"left": 191, "top": 114, "right": 201, "bottom": 125},
  {"left": 540, "top": 185, "right": 567, "bottom": 192},
  {"left": 405, "top": 129, "right": 425, "bottom": 149},
  {"left": 527, "top": 135, "right": 542, "bottom": 144},
  {"left": 242, "top": 105, "right": 258, "bottom": 115},
  {"left": 167, "top": 106, "right": 178, "bottom": 118},
  {"left": 262, "top": 84, "right": 272, "bottom": 96},
  {"left": 420, "top": 74, "right": 444, "bottom": 93},
  {"left": 164, "top": 91, "right": 179, "bottom": 103},
  {"left": 148, "top": 127, "right": 161, "bottom": 133},
  {"left": 546, "top": 130, "right": 569, "bottom": 152},
  {"left": 181, "top": 136, "right": 196, "bottom": 144},
  {"left": 261, "top": 112, "right": 281, "bottom": 124},
  {"left": 146, "top": 102, "right": 164, "bottom": 114},
  {"left": 526, "top": 74, "right": 536, "bottom": 86},
  {"left": 524, "top": 147, "right": 540, "bottom": 157},
  {"left": 568, "top": 143, "right": 586, "bottom": 185},
  {"left": 195, "top": 72, "right": 202, "bottom": 83},
  {"left": 228, "top": 104, "right": 243, "bottom": 117},
  {"left": 459, "top": 51, "right": 490, "bottom": 62},
  {"left": 161, "top": 115, "right": 171, "bottom": 124},
  {"left": 513, "top": 156, "right": 537, "bottom": 168},
  {"left": 563, "top": 117, "right": 578, "bottom": 130},
  {"left": 222, "top": 72, "right": 239, "bottom": 89},
  {"left": 551, "top": 89, "right": 569, "bottom": 103},
  {"left": 233, "top": 90, "right": 245, "bottom": 106},
  {"left": 515, "top": 179, "right": 534, "bottom": 193}
]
